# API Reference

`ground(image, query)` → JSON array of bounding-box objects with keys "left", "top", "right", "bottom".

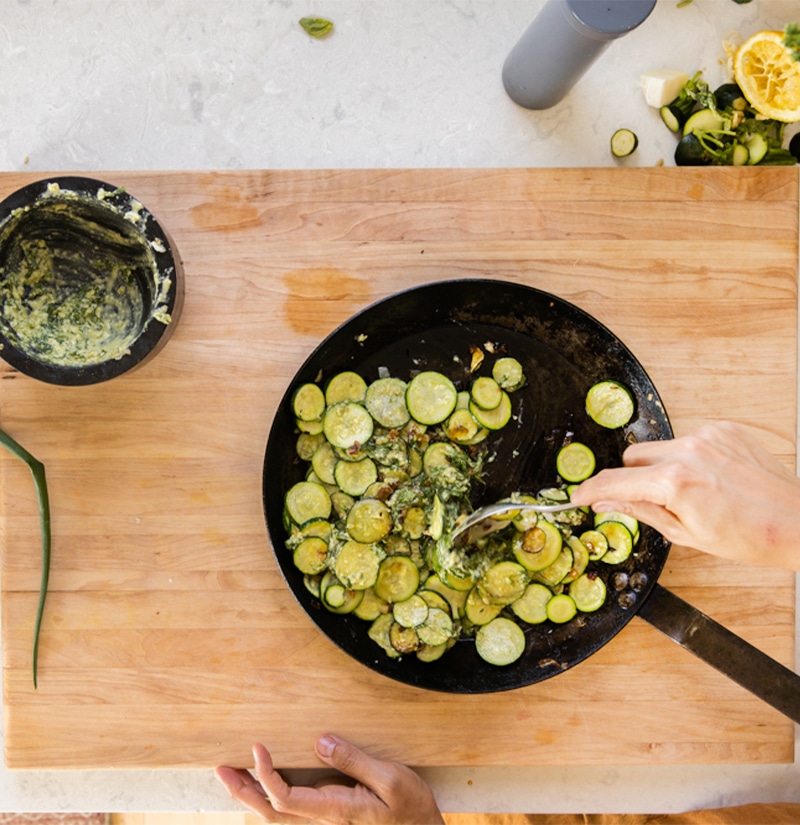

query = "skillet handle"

[{"left": 637, "top": 583, "right": 800, "bottom": 725}]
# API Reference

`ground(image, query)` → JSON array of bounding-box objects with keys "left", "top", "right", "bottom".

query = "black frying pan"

[{"left": 263, "top": 279, "right": 800, "bottom": 720}]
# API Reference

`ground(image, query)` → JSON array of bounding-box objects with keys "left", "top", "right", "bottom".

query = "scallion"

[{"left": 0, "top": 428, "right": 50, "bottom": 688}]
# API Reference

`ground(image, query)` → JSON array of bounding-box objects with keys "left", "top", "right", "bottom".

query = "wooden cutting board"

[{"left": 1, "top": 168, "right": 797, "bottom": 769}]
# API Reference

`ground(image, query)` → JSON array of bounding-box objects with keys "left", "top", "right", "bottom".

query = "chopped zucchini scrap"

[
  {"left": 282, "top": 360, "right": 641, "bottom": 667},
  {"left": 610, "top": 128, "right": 638, "bottom": 158},
  {"left": 656, "top": 70, "right": 798, "bottom": 167}
]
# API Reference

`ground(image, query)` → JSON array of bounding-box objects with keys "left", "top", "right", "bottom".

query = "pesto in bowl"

[{"left": 0, "top": 177, "right": 183, "bottom": 385}]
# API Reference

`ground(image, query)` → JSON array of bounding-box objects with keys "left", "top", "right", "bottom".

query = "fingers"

[
  {"left": 314, "top": 735, "right": 445, "bottom": 824},
  {"left": 251, "top": 743, "right": 304, "bottom": 810},
  {"left": 315, "top": 734, "right": 395, "bottom": 797},
  {"left": 216, "top": 750, "right": 310, "bottom": 825},
  {"left": 214, "top": 764, "right": 278, "bottom": 822},
  {"left": 571, "top": 465, "right": 673, "bottom": 509}
]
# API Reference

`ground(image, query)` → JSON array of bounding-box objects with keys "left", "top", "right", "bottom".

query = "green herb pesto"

[{"left": 0, "top": 190, "right": 171, "bottom": 368}]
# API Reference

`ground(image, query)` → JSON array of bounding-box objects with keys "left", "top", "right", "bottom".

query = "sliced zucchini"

[
  {"left": 296, "top": 431, "right": 326, "bottom": 461},
  {"left": 285, "top": 480, "right": 332, "bottom": 525},
  {"left": 426, "top": 494, "right": 445, "bottom": 541},
  {"left": 441, "top": 568, "right": 475, "bottom": 593},
  {"left": 477, "top": 561, "right": 529, "bottom": 606},
  {"left": 732, "top": 142, "right": 749, "bottom": 166},
  {"left": 556, "top": 442, "right": 596, "bottom": 483},
  {"left": 321, "top": 571, "right": 364, "bottom": 614},
  {"left": 546, "top": 593, "right": 577, "bottom": 624},
  {"left": 512, "top": 520, "right": 562, "bottom": 572},
  {"left": 419, "top": 588, "right": 451, "bottom": 614},
  {"left": 393, "top": 594, "right": 429, "bottom": 628},
  {"left": 510, "top": 582, "right": 551, "bottom": 625},
  {"left": 597, "top": 521, "right": 634, "bottom": 564},
  {"left": 422, "top": 441, "right": 463, "bottom": 472},
  {"left": 368, "top": 613, "right": 401, "bottom": 658},
  {"left": 475, "top": 617, "right": 526, "bottom": 666},
  {"left": 406, "top": 371, "right": 458, "bottom": 425},
  {"left": 296, "top": 416, "right": 325, "bottom": 436},
  {"left": 298, "top": 518, "right": 333, "bottom": 541},
  {"left": 330, "top": 490, "right": 355, "bottom": 519},
  {"left": 354, "top": 587, "right": 390, "bottom": 621},
  {"left": 533, "top": 545, "right": 574, "bottom": 588},
  {"left": 511, "top": 495, "right": 540, "bottom": 532},
  {"left": 564, "top": 535, "right": 590, "bottom": 582},
  {"left": 594, "top": 511, "right": 639, "bottom": 545},
  {"left": 416, "top": 642, "right": 448, "bottom": 663},
  {"left": 345, "top": 498, "right": 392, "bottom": 543},
  {"left": 465, "top": 586, "right": 503, "bottom": 626},
  {"left": 569, "top": 573, "right": 607, "bottom": 613},
  {"left": 310, "top": 441, "right": 338, "bottom": 485},
  {"left": 323, "top": 402, "right": 374, "bottom": 450},
  {"left": 303, "top": 573, "right": 322, "bottom": 599},
  {"left": 374, "top": 555, "right": 420, "bottom": 603},
  {"left": 334, "top": 456, "right": 378, "bottom": 496},
  {"left": 610, "top": 128, "right": 638, "bottom": 158},
  {"left": 585, "top": 380, "right": 634, "bottom": 429},
  {"left": 458, "top": 426, "right": 490, "bottom": 445},
  {"left": 364, "top": 376, "right": 410, "bottom": 428},
  {"left": 408, "top": 445, "right": 423, "bottom": 477},
  {"left": 417, "top": 607, "right": 455, "bottom": 646},
  {"left": 469, "top": 390, "right": 512, "bottom": 431},
  {"left": 444, "top": 408, "right": 480, "bottom": 443},
  {"left": 745, "top": 133, "right": 768, "bottom": 165},
  {"left": 333, "top": 540, "right": 382, "bottom": 590},
  {"left": 660, "top": 103, "right": 689, "bottom": 134},
  {"left": 399, "top": 505, "right": 427, "bottom": 540},
  {"left": 470, "top": 376, "right": 503, "bottom": 411},
  {"left": 492, "top": 356, "right": 525, "bottom": 392},
  {"left": 325, "top": 371, "right": 367, "bottom": 405},
  {"left": 390, "top": 622, "right": 420, "bottom": 654},
  {"left": 292, "top": 536, "right": 329, "bottom": 575},
  {"left": 364, "top": 480, "right": 393, "bottom": 500},
  {"left": 423, "top": 573, "right": 469, "bottom": 618},
  {"left": 682, "top": 107, "right": 727, "bottom": 136},
  {"left": 580, "top": 528, "right": 609, "bottom": 561},
  {"left": 292, "top": 382, "right": 326, "bottom": 422}
]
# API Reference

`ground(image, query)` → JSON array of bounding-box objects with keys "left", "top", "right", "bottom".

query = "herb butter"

[{"left": 0, "top": 188, "right": 172, "bottom": 368}]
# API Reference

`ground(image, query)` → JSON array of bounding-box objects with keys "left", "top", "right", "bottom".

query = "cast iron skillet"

[
  {"left": 263, "top": 280, "right": 800, "bottom": 719},
  {"left": 263, "top": 278, "right": 669, "bottom": 691}
]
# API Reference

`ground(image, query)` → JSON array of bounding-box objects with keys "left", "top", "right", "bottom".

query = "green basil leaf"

[{"left": 299, "top": 17, "right": 334, "bottom": 38}]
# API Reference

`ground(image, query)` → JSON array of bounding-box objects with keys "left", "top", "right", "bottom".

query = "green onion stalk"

[{"left": 0, "top": 428, "right": 50, "bottom": 688}]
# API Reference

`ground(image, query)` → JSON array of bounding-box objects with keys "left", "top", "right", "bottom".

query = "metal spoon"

[{"left": 451, "top": 500, "right": 578, "bottom": 544}]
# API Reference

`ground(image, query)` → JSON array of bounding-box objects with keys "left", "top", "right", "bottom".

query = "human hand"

[
  {"left": 571, "top": 421, "right": 800, "bottom": 570},
  {"left": 215, "top": 734, "right": 445, "bottom": 825}
]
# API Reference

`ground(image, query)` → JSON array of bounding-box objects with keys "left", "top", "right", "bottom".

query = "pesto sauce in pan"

[{"left": 0, "top": 187, "right": 172, "bottom": 368}]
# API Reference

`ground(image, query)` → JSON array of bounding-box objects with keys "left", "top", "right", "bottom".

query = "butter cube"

[{"left": 640, "top": 70, "right": 690, "bottom": 108}]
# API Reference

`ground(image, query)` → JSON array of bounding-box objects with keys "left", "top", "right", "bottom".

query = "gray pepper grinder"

[{"left": 502, "top": 0, "right": 656, "bottom": 110}]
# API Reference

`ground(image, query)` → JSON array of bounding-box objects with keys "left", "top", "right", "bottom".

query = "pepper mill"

[{"left": 502, "top": 0, "right": 656, "bottom": 110}]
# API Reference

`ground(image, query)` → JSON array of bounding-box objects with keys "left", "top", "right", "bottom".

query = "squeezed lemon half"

[{"left": 733, "top": 30, "right": 800, "bottom": 122}]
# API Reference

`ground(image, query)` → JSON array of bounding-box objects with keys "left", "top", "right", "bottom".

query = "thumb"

[{"left": 315, "top": 734, "right": 390, "bottom": 791}]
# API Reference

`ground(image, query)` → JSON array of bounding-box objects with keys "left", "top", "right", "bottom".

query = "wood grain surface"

[{"left": 0, "top": 168, "right": 797, "bottom": 769}]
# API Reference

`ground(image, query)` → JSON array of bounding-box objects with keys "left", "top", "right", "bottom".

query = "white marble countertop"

[{"left": 2, "top": 0, "right": 800, "bottom": 815}]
